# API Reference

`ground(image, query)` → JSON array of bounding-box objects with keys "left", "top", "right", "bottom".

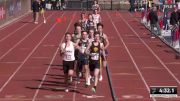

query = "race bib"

[
  {"left": 91, "top": 53, "right": 99, "bottom": 60},
  {"left": 66, "top": 55, "right": 71, "bottom": 60}
]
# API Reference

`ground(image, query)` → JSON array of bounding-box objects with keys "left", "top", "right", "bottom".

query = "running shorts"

[{"left": 63, "top": 60, "right": 75, "bottom": 74}]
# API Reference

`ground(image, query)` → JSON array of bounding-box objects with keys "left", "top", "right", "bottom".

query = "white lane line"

[
  {"left": 124, "top": 12, "right": 180, "bottom": 85},
  {"left": 0, "top": 12, "right": 55, "bottom": 60},
  {"left": 0, "top": 62, "right": 22, "bottom": 64},
  {"left": 32, "top": 12, "right": 77, "bottom": 101},
  {"left": 0, "top": 22, "right": 30, "bottom": 42},
  {"left": 73, "top": 82, "right": 77, "bottom": 101},
  {"left": 0, "top": 11, "right": 62, "bottom": 93},
  {"left": 0, "top": 12, "right": 31, "bottom": 31},
  {"left": 106, "top": 11, "right": 156, "bottom": 101}
]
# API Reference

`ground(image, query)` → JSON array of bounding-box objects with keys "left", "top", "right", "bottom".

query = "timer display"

[{"left": 150, "top": 86, "right": 177, "bottom": 97}]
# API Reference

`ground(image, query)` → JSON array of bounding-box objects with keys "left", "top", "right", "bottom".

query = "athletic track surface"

[{"left": 0, "top": 10, "right": 179, "bottom": 101}]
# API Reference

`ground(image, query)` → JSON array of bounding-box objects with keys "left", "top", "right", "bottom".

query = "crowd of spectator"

[{"left": 140, "top": 0, "right": 180, "bottom": 50}]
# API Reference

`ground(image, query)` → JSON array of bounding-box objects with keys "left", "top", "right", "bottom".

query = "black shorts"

[
  {"left": 78, "top": 58, "right": 89, "bottom": 67},
  {"left": 89, "top": 60, "right": 100, "bottom": 72},
  {"left": 75, "top": 49, "right": 79, "bottom": 60},
  {"left": 63, "top": 60, "right": 75, "bottom": 74}
]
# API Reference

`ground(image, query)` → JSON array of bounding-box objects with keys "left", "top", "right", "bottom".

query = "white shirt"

[
  {"left": 92, "top": 14, "right": 100, "bottom": 24},
  {"left": 61, "top": 41, "right": 75, "bottom": 61}
]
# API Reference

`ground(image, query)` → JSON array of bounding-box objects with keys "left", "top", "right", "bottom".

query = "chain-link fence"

[{"left": 65, "top": 0, "right": 130, "bottom": 10}]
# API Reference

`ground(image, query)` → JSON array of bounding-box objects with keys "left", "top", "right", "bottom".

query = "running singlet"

[
  {"left": 80, "top": 20, "right": 88, "bottom": 31},
  {"left": 61, "top": 41, "right": 75, "bottom": 61},
  {"left": 90, "top": 42, "right": 100, "bottom": 61},
  {"left": 92, "top": 14, "right": 100, "bottom": 24},
  {"left": 72, "top": 32, "right": 80, "bottom": 43},
  {"left": 79, "top": 39, "right": 89, "bottom": 53},
  {"left": 100, "top": 33, "right": 106, "bottom": 45}
]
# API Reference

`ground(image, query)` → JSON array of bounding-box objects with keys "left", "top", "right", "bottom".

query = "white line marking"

[
  {"left": 0, "top": 12, "right": 58, "bottom": 93},
  {"left": 0, "top": 12, "right": 31, "bottom": 31},
  {"left": 0, "top": 62, "right": 22, "bottom": 64},
  {"left": 125, "top": 12, "right": 180, "bottom": 84},
  {"left": 106, "top": 11, "right": 156, "bottom": 101},
  {"left": 73, "top": 82, "right": 77, "bottom": 101},
  {"left": 0, "top": 22, "right": 30, "bottom": 42},
  {"left": 32, "top": 12, "right": 77, "bottom": 101},
  {"left": 0, "top": 12, "right": 55, "bottom": 60},
  {"left": 31, "top": 57, "right": 51, "bottom": 59}
]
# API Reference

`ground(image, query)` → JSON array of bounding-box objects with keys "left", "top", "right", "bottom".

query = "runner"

[
  {"left": 88, "top": 28, "right": 95, "bottom": 42},
  {"left": 60, "top": 32, "right": 79, "bottom": 92},
  {"left": 87, "top": 14, "right": 95, "bottom": 30},
  {"left": 32, "top": 0, "right": 40, "bottom": 24},
  {"left": 40, "top": 0, "right": 46, "bottom": 23},
  {"left": 76, "top": 31, "right": 91, "bottom": 86},
  {"left": 72, "top": 22, "right": 82, "bottom": 81},
  {"left": 92, "top": 9, "right": 101, "bottom": 30},
  {"left": 97, "top": 23, "right": 109, "bottom": 81},
  {"left": 79, "top": 13, "right": 88, "bottom": 31},
  {"left": 92, "top": 0, "right": 101, "bottom": 12},
  {"left": 85, "top": 32, "right": 105, "bottom": 93}
]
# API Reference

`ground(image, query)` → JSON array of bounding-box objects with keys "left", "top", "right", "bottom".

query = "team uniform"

[
  {"left": 76, "top": 38, "right": 90, "bottom": 81},
  {"left": 72, "top": 32, "right": 81, "bottom": 60},
  {"left": 61, "top": 41, "right": 75, "bottom": 74},
  {"left": 78, "top": 39, "right": 89, "bottom": 69},
  {"left": 92, "top": 14, "right": 101, "bottom": 30},
  {"left": 89, "top": 41, "right": 102, "bottom": 72},
  {"left": 79, "top": 19, "right": 88, "bottom": 31}
]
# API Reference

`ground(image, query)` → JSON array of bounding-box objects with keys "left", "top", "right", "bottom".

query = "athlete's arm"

[
  {"left": 100, "top": 43, "right": 106, "bottom": 60},
  {"left": 98, "top": 5, "right": 101, "bottom": 12},
  {"left": 60, "top": 43, "right": 66, "bottom": 56},
  {"left": 85, "top": 42, "right": 92, "bottom": 55},
  {"left": 73, "top": 43, "right": 80, "bottom": 50},
  {"left": 99, "top": 14, "right": 102, "bottom": 22},
  {"left": 104, "top": 34, "right": 109, "bottom": 49}
]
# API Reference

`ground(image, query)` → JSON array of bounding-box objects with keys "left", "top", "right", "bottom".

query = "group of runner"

[{"left": 60, "top": 0, "right": 109, "bottom": 93}]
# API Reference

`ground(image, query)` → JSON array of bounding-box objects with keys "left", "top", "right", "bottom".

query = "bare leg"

[
  {"left": 35, "top": 12, "right": 39, "bottom": 24},
  {"left": 92, "top": 68, "right": 100, "bottom": 93},
  {"left": 84, "top": 64, "right": 90, "bottom": 85}
]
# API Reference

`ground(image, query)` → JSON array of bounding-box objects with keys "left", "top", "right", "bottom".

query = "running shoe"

[
  {"left": 99, "top": 75, "right": 103, "bottom": 81},
  {"left": 151, "top": 36, "right": 155, "bottom": 39},
  {"left": 68, "top": 76, "right": 73, "bottom": 84},
  {"left": 43, "top": 20, "right": 46, "bottom": 24},
  {"left": 91, "top": 76, "right": 95, "bottom": 82},
  {"left": 78, "top": 72, "right": 82, "bottom": 78},
  {"left": 65, "top": 88, "right": 69, "bottom": 92},
  {"left": 34, "top": 22, "right": 38, "bottom": 24},
  {"left": 76, "top": 77, "right": 80, "bottom": 84},
  {"left": 91, "top": 87, "right": 96, "bottom": 93}
]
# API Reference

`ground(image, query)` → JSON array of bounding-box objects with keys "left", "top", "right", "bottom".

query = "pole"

[{"left": 111, "top": 0, "right": 112, "bottom": 10}]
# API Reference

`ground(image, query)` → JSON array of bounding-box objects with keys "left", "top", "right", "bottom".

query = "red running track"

[{"left": 0, "top": 10, "right": 179, "bottom": 101}]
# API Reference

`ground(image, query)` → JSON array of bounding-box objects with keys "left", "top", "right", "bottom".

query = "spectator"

[
  {"left": 51, "top": 0, "right": 57, "bottom": 10},
  {"left": 32, "top": 0, "right": 40, "bottom": 24},
  {"left": 149, "top": 6, "right": 161, "bottom": 38},
  {"left": 170, "top": 7, "right": 179, "bottom": 47},
  {"left": 129, "top": 0, "right": 135, "bottom": 12}
]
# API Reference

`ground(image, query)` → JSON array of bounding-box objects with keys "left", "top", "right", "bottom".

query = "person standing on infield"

[{"left": 32, "top": 0, "right": 40, "bottom": 24}]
